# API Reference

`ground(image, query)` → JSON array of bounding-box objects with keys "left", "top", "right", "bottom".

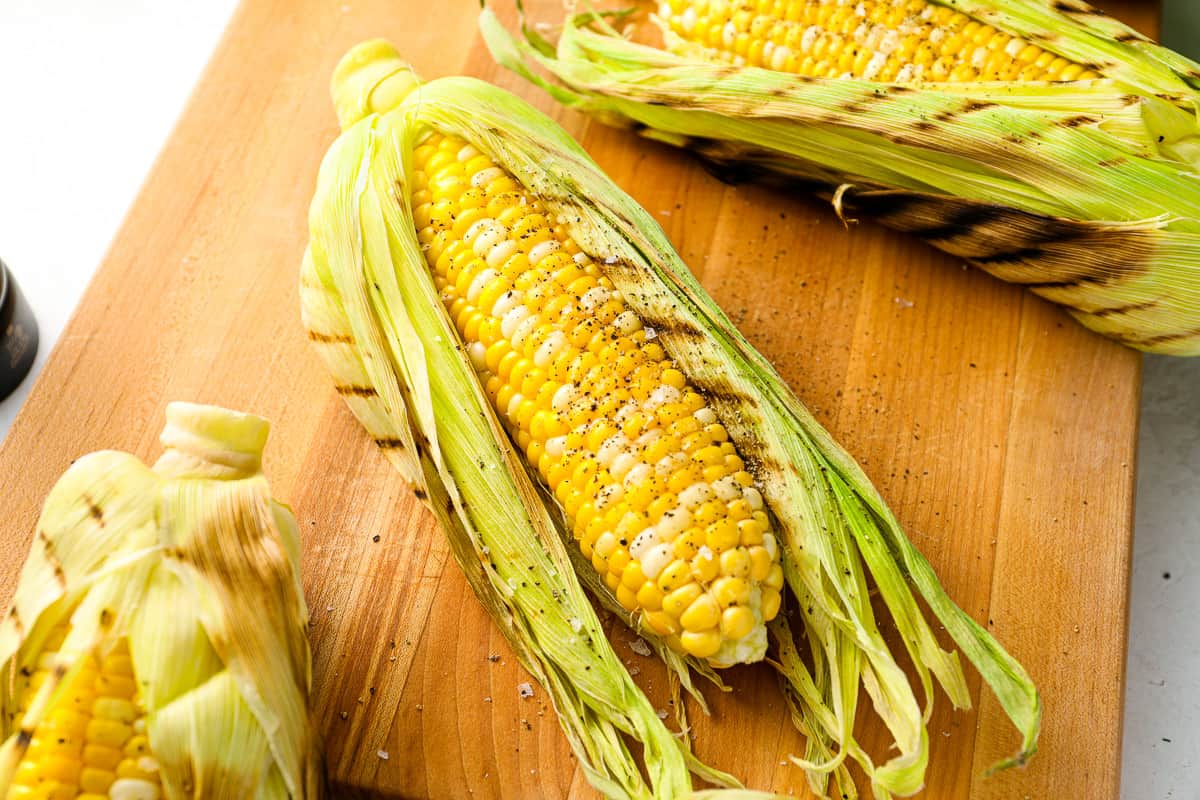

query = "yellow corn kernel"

[
  {"left": 637, "top": 582, "right": 665, "bottom": 612},
  {"left": 721, "top": 606, "right": 757, "bottom": 640},
  {"left": 83, "top": 744, "right": 123, "bottom": 771},
  {"left": 645, "top": 610, "right": 680, "bottom": 636},
  {"left": 762, "top": 587, "right": 783, "bottom": 620},
  {"left": 680, "top": 594, "right": 721, "bottom": 631},
  {"left": 663, "top": 584, "right": 703, "bottom": 618},
  {"left": 80, "top": 767, "right": 117, "bottom": 794},
  {"left": 680, "top": 629, "right": 722, "bottom": 658},
  {"left": 749, "top": 545, "right": 773, "bottom": 581},
  {"left": 713, "top": 576, "right": 751, "bottom": 608},
  {"left": 719, "top": 549, "right": 751, "bottom": 577}
]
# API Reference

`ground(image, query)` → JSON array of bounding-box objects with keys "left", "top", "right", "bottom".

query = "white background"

[{"left": 0, "top": 2, "right": 1195, "bottom": 797}]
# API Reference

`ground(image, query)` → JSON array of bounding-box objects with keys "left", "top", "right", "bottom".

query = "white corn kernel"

[
  {"left": 534, "top": 330, "right": 567, "bottom": 368},
  {"left": 580, "top": 286, "right": 610, "bottom": 310},
  {"left": 506, "top": 392, "right": 525, "bottom": 418},
  {"left": 636, "top": 428, "right": 662, "bottom": 448},
  {"left": 492, "top": 289, "right": 523, "bottom": 318},
  {"left": 552, "top": 383, "right": 578, "bottom": 413},
  {"left": 470, "top": 167, "right": 505, "bottom": 188},
  {"left": 743, "top": 486, "right": 764, "bottom": 510},
  {"left": 679, "top": 483, "right": 715, "bottom": 510},
  {"left": 486, "top": 239, "right": 519, "bottom": 270},
  {"left": 472, "top": 222, "right": 507, "bottom": 257},
  {"left": 640, "top": 543, "right": 675, "bottom": 580},
  {"left": 712, "top": 476, "right": 742, "bottom": 502},
  {"left": 466, "top": 268, "right": 498, "bottom": 303},
  {"left": 613, "top": 310, "right": 642, "bottom": 335},
  {"left": 511, "top": 314, "right": 541, "bottom": 349},
  {"left": 528, "top": 240, "right": 561, "bottom": 265},
  {"left": 656, "top": 506, "right": 692, "bottom": 539},
  {"left": 629, "top": 527, "right": 660, "bottom": 560},
  {"left": 595, "top": 482, "right": 625, "bottom": 512},
  {"left": 624, "top": 463, "right": 653, "bottom": 488},
  {"left": 611, "top": 452, "right": 638, "bottom": 481},
  {"left": 646, "top": 385, "right": 682, "bottom": 410},
  {"left": 109, "top": 779, "right": 161, "bottom": 800},
  {"left": 501, "top": 305, "right": 530, "bottom": 338},
  {"left": 655, "top": 452, "right": 688, "bottom": 477}
]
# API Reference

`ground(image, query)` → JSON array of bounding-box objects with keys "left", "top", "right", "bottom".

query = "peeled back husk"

[
  {"left": 303, "top": 40, "right": 1039, "bottom": 800},
  {"left": 0, "top": 402, "right": 323, "bottom": 799},
  {"left": 481, "top": 2, "right": 1200, "bottom": 355}
]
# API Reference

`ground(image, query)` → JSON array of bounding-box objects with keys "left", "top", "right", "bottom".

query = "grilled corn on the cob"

[
  {"left": 412, "top": 130, "right": 782, "bottom": 664},
  {"left": 483, "top": 1, "right": 1200, "bottom": 354},
  {"left": 0, "top": 403, "right": 323, "bottom": 800},
  {"left": 303, "top": 41, "right": 1039, "bottom": 799}
]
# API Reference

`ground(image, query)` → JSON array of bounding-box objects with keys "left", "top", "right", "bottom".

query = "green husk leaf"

[{"left": 481, "top": 4, "right": 1200, "bottom": 355}]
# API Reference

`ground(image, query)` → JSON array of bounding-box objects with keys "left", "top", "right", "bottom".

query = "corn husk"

[
  {"left": 481, "top": 2, "right": 1200, "bottom": 355},
  {"left": 301, "top": 40, "right": 1039, "bottom": 800},
  {"left": 0, "top": 403, "right": 323, "bottom": 799}
]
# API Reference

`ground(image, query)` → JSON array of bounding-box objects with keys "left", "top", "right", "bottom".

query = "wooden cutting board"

[{"left": 0, "top": 0, "right": 1151, "bottom": 797}]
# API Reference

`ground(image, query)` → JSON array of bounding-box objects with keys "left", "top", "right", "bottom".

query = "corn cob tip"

[
  {"left": 332, "top": 39, "right": 422, "bottom": 130},
  {"left": 156, "top": 402, "right": 270, "bottom": 479}
]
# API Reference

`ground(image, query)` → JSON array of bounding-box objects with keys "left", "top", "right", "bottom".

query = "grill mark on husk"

[
  {"left": 1089, "top": 299, "right": 1159, "bottom": 318},
  {"left": 336, "top": 385, "right": 378, "bottom": 397},
  {"left": 308, "top": 330, "right": 354, "bottom": 345},
  {"left": 37, "top": 529, "right": 67, "bottom": 587}
]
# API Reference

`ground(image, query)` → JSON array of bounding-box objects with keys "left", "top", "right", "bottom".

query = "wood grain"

[{"left": 0, "top": 0, "right": 1153, "bottom": 797}]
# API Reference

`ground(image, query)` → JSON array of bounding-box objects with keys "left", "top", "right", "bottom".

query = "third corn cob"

[{"left": 484, "top": 1, "right": 1200, "bottom": 354}]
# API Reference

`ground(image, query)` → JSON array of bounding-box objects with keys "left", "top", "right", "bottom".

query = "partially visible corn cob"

[
  {"left": 412, "top": 131, "right": 782, "bottom": 664},
  {"left": 0, "top": 403, "right": 323, "bottom": 800},
  {"left": 6, "top": 630, "right": 159, "bottom": 800},
  {"left": 304, "top": 40, "right": 1040, "bottom": 799},
  {"left": 484, "top": 1, "right": 1200, "bottom": 354}
]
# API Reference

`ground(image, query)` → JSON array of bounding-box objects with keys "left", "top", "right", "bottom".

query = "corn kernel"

[
  {"left": 680, "top": 594, "right": 721, "bottom": 631},
  {"left": 720, "top": 606, "right": 756, "bottom": 639},
  {"left": 663, "top": 584, "right": 703, "bottom": 618},
  {"left": 762, "top": 587, "right": 783, "bottom": 620},
  {"left": 712, "top": 576, "right": 751, "bottom": 608}
]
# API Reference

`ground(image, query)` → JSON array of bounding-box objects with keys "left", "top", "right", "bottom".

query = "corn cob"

[
  {"left": 0, "top": 403, "right": 323, "bottom": 800},
  {"left": 412, "top": 130, "right": 783, "bottom": 664},
  {"left": 304, "top": 41, "right": 1039, "bottom": 799},
  {"left": 483, "top": 2, "right": 1200, "bottom": 355}
]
